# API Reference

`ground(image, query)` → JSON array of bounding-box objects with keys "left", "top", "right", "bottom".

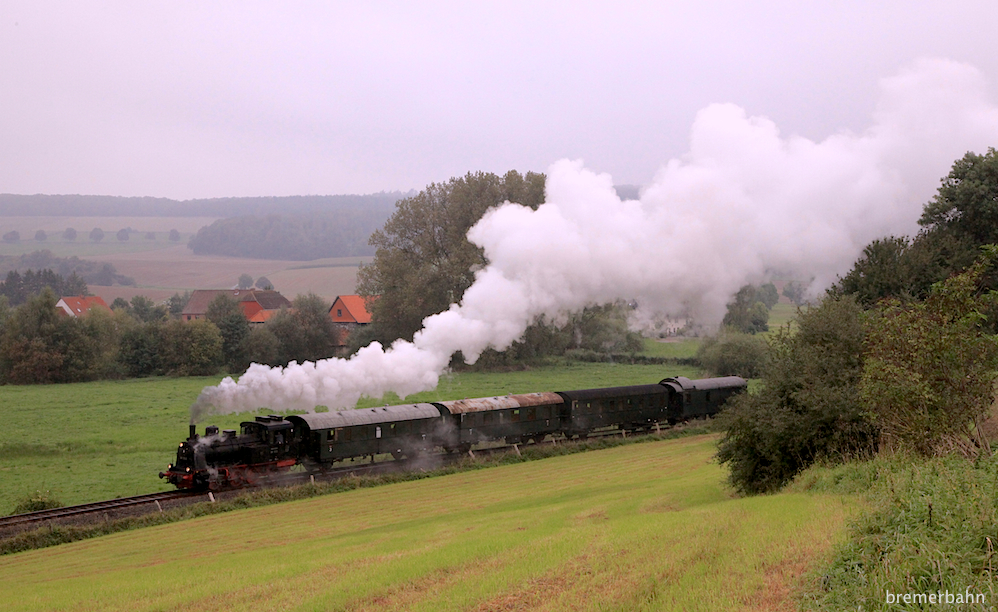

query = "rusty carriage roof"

[
  {"left": 287, "top": 404, "right": 442, "bottom": 431},
  {"left": 436, "top": 392, "right": 564, "bottom": 414}
]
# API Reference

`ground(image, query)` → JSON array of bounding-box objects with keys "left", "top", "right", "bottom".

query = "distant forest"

[
  {"left": 187, "top": 210, "right": 390, "bottom": 260},
  {"left": 0, "top": 251, "right": 134, "bottom": 287},
  {"left": 0, "top": 192, "right": 408, "bottom": 218}
]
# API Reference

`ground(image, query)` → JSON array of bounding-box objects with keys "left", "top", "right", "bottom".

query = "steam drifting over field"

[{"left": 191, "top": 58, "right": 998, "bottom": 421}]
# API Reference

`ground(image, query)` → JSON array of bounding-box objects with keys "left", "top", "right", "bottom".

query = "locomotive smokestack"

[{"left": 189, "top": 424, "right": 196, "bottom": 441}]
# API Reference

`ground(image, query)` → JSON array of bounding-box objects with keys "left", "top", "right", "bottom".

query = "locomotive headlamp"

[{"left": 186, "top": 467, "right": 191, "bottom": 472}]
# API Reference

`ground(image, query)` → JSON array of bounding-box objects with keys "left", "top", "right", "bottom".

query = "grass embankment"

[
  {"left": 0, "top": 435, "right": 855, "bottom": 612},
  {"left": 0, "top": 361, "right": 703, "bottom": 514},
  {"left": 792, "top": 454, "right": 998, "bottom": 610}
]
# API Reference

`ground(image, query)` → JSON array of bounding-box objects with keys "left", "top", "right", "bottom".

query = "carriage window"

[
  {"left": 511, "top": 409, "right": 520, "bottom": 423},
  {"left": 376, "top": 426, "right": 382, "bottom": 439},
  {"left": 706, "top": 391, "right": 712, "bottom": 403},
  {"left": 344, "top": 428, "right": 352, "bottom": 442},
  {"left": 527, "top": 408, "right": 536, "bottom": 421}
]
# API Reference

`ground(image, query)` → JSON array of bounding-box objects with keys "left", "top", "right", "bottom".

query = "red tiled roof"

[
  {"left": 57, "top": 296, "right": 111, "bottom": 317},
  {"left": 182, "top": 289, "right": 292, "bottom": 318},
  {"left": 329, "top": 295, "right": 375, "bottom": 324}
]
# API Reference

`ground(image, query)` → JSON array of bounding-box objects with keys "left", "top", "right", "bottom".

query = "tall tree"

[
  {"left": 356, "top": 170, "right": 545, "bottom": 343},
  {"left": 267, "top": 293, "right": 336, "bottom": 364},
  {"left": 205, "top": 293, "right": 250, "bottom": 370}
]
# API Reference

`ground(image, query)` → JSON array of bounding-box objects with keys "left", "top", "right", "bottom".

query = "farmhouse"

[
  {"left": 329, "top": 294, "right": 375, "bottom": 353},
  {"left": 182, "top": 289, "right": 292, "bottom": 324},
  {"left": 56, "top": 295, "right": 112, "bottom": 317}
]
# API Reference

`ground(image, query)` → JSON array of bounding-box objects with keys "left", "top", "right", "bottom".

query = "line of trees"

[{"left": 0, "top": 285, "right": 344, "bottom": 384}]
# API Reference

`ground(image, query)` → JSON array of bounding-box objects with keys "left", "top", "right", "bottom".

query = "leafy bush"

[
  {"left": 11, "top": 491, "right": 63, "bottom": 515},
  {"left": 861, "top": 246, "right": 998, "bottom": 456},
  {"left": 715, "top": 295, "right": 877, "bottom": 494},
  {"left": 696, "top": 329, "right": 768, "bottom": 378}
]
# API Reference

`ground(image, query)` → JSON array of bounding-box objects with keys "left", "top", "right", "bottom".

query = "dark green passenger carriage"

[
  {"left": 287, "top": 404, "right": 451, "bottom": 464},
  {"left": 660, "top": 376, "right": 747, "bottom": 422},
  {"left": 557, "top": 384, "right": 670, "bottom": 437}
]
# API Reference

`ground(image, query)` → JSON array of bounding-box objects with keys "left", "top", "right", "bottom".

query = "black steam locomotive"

[{"left": 160, "top": 375, "right": 746, "bottom": 490}]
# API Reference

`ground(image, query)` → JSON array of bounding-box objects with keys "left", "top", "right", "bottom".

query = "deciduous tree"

[{"left": 356, "top": 170, "right": 545, "bottom": 344}]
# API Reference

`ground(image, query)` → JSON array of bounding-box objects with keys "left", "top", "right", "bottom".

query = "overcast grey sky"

[{"left": 2, "top": 1, "right": 996, "bottom": 200}]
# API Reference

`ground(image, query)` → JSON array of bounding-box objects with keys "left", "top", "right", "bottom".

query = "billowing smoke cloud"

[{"left": 190, "top": 58, "right": 998, "bottom": 422}]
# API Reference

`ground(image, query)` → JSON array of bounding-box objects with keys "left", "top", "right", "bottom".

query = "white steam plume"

[{"left": 191, "top": 58, "right": 998, "bottom": 421}]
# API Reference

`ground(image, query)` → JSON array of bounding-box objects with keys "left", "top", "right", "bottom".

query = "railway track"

[
  {"left": 0, "top": 491, "right": 196, "bottom": 530},
  {"left": 0, "top": 428, "right": 653, "bottom": 537}
]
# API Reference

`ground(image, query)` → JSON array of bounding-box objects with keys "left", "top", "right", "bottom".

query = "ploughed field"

[
  {"left": 0, "top": 435, "right": 856, "bottom": 611},
  {"left": 0, "top": 362, "right": 701, "bottom": 514}
]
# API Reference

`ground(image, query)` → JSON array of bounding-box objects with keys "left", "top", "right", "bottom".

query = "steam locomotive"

[{"left": 160, "top": 375, "right": 746, "bottom": 490}]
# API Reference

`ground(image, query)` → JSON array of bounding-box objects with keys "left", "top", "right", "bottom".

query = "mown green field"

[
  {"left": 0, "top": 361, "right": 703, "bottom": 514},
  {"left": 0, "top": 435, "right": 855, "bottom": 611}
]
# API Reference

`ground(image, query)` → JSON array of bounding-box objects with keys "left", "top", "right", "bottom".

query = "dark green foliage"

[
  {"left": 11, "top": 491, "right": 62, "bottom": 515},
  {"left": 721, "top": 284, "right": 770, "bottom": 333},
  {"left": 0, "top": 251, "right": 133, "bottom": 289},
  {"left": 799, "top": 455, "right": 998, "bottom": 611},
  {"left": 357, "top": 170, "right": 545, "bottom": 344},
  {"left": 34, "top": 230, "right": 46, "bottom": 242},
  {"left": 157, "top": 319, "right": 223, "bottom": 376},
  {"left": 166, "top": 290, "right": 192, "bottom": 317},
  {"left": 0, "top": 269, "right": 88, "bottom": 306},
  {"left": 834, "top": 236, "right": 917, "bottom": 305},
  {"left": 782, "top": 280, "right": 807, "bottom": 305},
  {"left": 237, "top": 273, "right": 253, "bottom": 289},
  {"left": 920, "top": 148, "right": 998, "bottom": 244},
  {"left": 89, "top": 228, "right": 104, "bottom": 243},
  {"left": 861, "top": 247, "right": 998, "bottom": 456},
  {"left": 62, "top": 227, "right": 76, "bottom": 241},
  {"left": 696, "top": 329, "right": 768, "bottom": 378},
  {"left": 267, "top": 293, "right": 337, "bottom": 363},
  {"left": 2, "top": 230, "right": 19, "bottom": 243},
  {"left": 0, "top": 289, "right": 122, "bottom": 384},
  {"left": 236, "top": 326, "right": 280, "bottom": 369},
  {"left": 110, "top": 297, "right": 130, "bottom": 310},
  {"left": 255, "top": 276, "right": 273, "bottom": 290},
  {"left": 128, "top": 295, "right": 167, "bottom": 323},
  {"left": 144, "top": 231, "right": 155, "bottom": 240},
  {"left": 756, "top": 283, "right": 779, "bottom": 309},
  {"left": 188, "top": 208, "right": 392, "bottom": 260},
  {"left": 168, "top": 228, "right": 180, "bottom": 242},
  {"left": 118, "top": 324, "right": 162, "bottom": 377},
  {"left": 116, "top": 228, "right": 129, "bottom": 241},
  {"left": 716, "top": 295, "right": 876, "bottom": 494},
  {"left": 205, "top": 293, "right": 250, "bottom": 371}
]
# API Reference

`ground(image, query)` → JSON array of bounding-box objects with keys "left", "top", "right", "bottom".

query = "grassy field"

[
  {"left": 0, "top": 362, "right": 704, "bottom": 514},
  {"left": 0, "top": 435, "right": 856, "bottom": 611}
]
